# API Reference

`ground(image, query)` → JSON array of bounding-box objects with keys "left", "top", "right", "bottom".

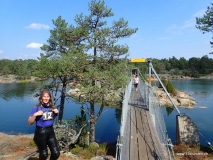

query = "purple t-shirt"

[{"left": 30, "top": 106, "right": 55, "bottom": 127}]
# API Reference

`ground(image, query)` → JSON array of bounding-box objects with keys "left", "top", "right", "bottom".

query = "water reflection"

[
  {"left": 165, "top": 107, "right": 174, "bottom": 116},
  {"left": 115, "top": 108, "right": 122, "bottom": 124},
  {"left": 0, "top": 83, "right": 41, "bottom": 100}
]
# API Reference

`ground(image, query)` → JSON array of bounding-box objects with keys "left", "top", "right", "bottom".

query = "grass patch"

[
  {"left": 29, "top": 140, "right": 36, "bottom": 147},
  {"left": 71, "top": 143, "right": 107, "bottom": 159}
]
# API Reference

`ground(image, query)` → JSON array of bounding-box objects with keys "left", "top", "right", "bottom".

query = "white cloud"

[
  {"left": 0, "top": 50, "right": 3, "bottom": 54},
  {"left": 26, "top": 23, "right": 50, "bottom": 29},
  {"left": 165, "top": 8, "right": 209, "bottom": 35},
  {"left": 166, "top": 9, "right": 208, "bottom": 35},
  {"left": 166, "top": 18, "right": 196, "bottom": 34},
  {"left": 26, "top": 42, "right": 43, "bottom": 49},
  {"left": 166, "top": 18, "right": 197, "bottom": 35},
  {"left": 193, "top": 9, "right": 206, "bottom": 18},
  {"left": 166, "top": 24, "right": 183, "bottom": 34},
  {"left": 180, "top": 19, "right": 195, "bottom": 29}
]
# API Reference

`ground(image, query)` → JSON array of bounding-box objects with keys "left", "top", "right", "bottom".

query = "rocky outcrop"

[
  {"left": 152, "top": 86, "right": 197, "bottom": 108},
  {"left": 67, "top": 81, "right": 197, "bottom": 109},
  {"left": 0, "top": 75, "right": 17, "bottom": 83},
  {"left": 67, "top": 81, "right": 123, "bottom": 107}
]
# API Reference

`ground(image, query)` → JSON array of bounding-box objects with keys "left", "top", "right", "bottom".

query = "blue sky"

[{"left": 0, "top": 0, "right": 212, "bottom": 60}]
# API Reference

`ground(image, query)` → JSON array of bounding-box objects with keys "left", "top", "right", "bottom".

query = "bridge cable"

[
  {"left": 199, "top": 132, "right": 213, "bottom": 151},
  {"left": 147, "top": 61, "right": 213, "bottom": 152},
  {"left": 148, "top": 60, "right": 181, "bottom": 115}
]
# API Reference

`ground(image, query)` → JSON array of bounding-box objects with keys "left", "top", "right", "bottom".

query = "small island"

[{"left": 152, "top": 86, "right": 197, "bottom": 109}]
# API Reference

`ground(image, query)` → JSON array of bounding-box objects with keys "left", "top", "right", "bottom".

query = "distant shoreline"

[
  {"left": 157, "top": 74, "right": 213, "bottom": 80},
  {"left": 0, "top": 74, "right": 213, "bottom": 84},
  {"left": 0, "top": 75, "right": 36, "bottom": 83}
]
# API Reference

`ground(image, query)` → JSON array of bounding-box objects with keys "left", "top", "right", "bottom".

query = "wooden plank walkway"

[{"left": 128, "top": 85, "right": 168, "bottom": 160}]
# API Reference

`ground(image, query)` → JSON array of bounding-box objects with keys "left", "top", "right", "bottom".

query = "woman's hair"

[{"left": 36, "top": 90, "right": 55, "bottom": 109}]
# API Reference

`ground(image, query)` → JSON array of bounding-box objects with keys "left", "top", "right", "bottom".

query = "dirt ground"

[
  {"left": 1, "top": 132, "right": 213, "bottom": 160},
  {"left": 0, "top": 133, "right": 95, "bottom": 160}
]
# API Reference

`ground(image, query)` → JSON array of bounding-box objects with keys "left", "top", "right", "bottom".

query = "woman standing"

[
  {"left": 134, "top": 74, "right": 139, "bottom": 91},
  {"left": 28, "top": 90, "right": 60, "bottom": 160}
]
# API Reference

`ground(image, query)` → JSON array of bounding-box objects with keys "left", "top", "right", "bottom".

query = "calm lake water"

[
  {"left": 0, "top": 79, "right": 212, "bottom": 146},
  {"left": 163, "top": 79, "right": 213, "bottom": 146},
  {"left": 0, "top": 83, "right": 120, "bottom": 144}
]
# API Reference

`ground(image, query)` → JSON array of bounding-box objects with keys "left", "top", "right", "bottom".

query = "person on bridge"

[
  {"left": 28, "top": 90, "right": 60, "bottom": 160},
  {"left": 134, "top": 74, "right": 139, "bottom": 91}
]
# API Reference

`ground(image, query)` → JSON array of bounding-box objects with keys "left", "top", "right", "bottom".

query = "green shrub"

[
  {"left": 159, "top": 78, "right": 176, "bottom": 95},
  {"left": 159, "top": 77, "right": 167, "bottom": 88},
  {"left": 166, "top": 80, "right": 176, "bottom": 95},
  {"left": 29, "top": 140, "right": 36, "bottom": 146},
  {"left": 71, "top": 145, "right": 84, "bottom": 155},
  {"left": 71, "top": 143, "right": 107, "bottom": 159}
]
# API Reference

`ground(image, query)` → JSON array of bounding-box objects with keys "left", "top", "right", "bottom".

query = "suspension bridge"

[{"left": 115, "top": 59, "right": 212, "bottom": 160}]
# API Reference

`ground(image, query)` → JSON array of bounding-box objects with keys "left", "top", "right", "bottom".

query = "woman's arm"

[
  {"left": 28, "top": 110, "right": 43, "bottom": 125},
  {"left": 52, "top": 108, "right": 59, "bottom": 119}
]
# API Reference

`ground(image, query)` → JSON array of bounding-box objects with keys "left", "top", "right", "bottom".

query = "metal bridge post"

[{"left": 147, "top": 59, "right": 181, "bottom": 115}]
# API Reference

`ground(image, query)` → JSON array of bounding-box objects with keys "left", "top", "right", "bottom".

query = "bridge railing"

[
  {"left": 116, "top": 78, "right": 132, "bottom": 160},
  {"left": 120, "top": 78, "right": 132, "bottom": 137},
  {"left": 116, "top": 71, "right": 175, "bottom": 160},
  {"left": 139, "top": 71, "right": 175, "bottom": 159}
]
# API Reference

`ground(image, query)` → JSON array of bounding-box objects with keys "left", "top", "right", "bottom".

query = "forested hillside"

[
  {"left": 1, "top": 55, "right": 213, "bottom": 80},
  {"left": 133, "top": 55, "right": 213, "bottom": 78},
  {"left": 0, "top": 59, "right": 38, "bottom": 80}
]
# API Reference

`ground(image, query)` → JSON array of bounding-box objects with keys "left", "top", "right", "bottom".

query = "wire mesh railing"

[
  {"left": 139, "top": 73, "right": 175, "bottom": 160},
  {"left": 116, "top": 78, "right": 132, "bottom": 160},
  {"left": 116, "top": 71, "right": 175, "bottom": 160},
  {"left": 138, "top": 67, "right": 175, "bottom": 159}
]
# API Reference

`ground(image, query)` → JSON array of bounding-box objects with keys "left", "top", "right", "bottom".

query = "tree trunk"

[
  {"left": 89, "top": 101, "right": 96, "bottom": 143},
  {"left": 58, "top": 81, "right": 66, "bottom": 124}
]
